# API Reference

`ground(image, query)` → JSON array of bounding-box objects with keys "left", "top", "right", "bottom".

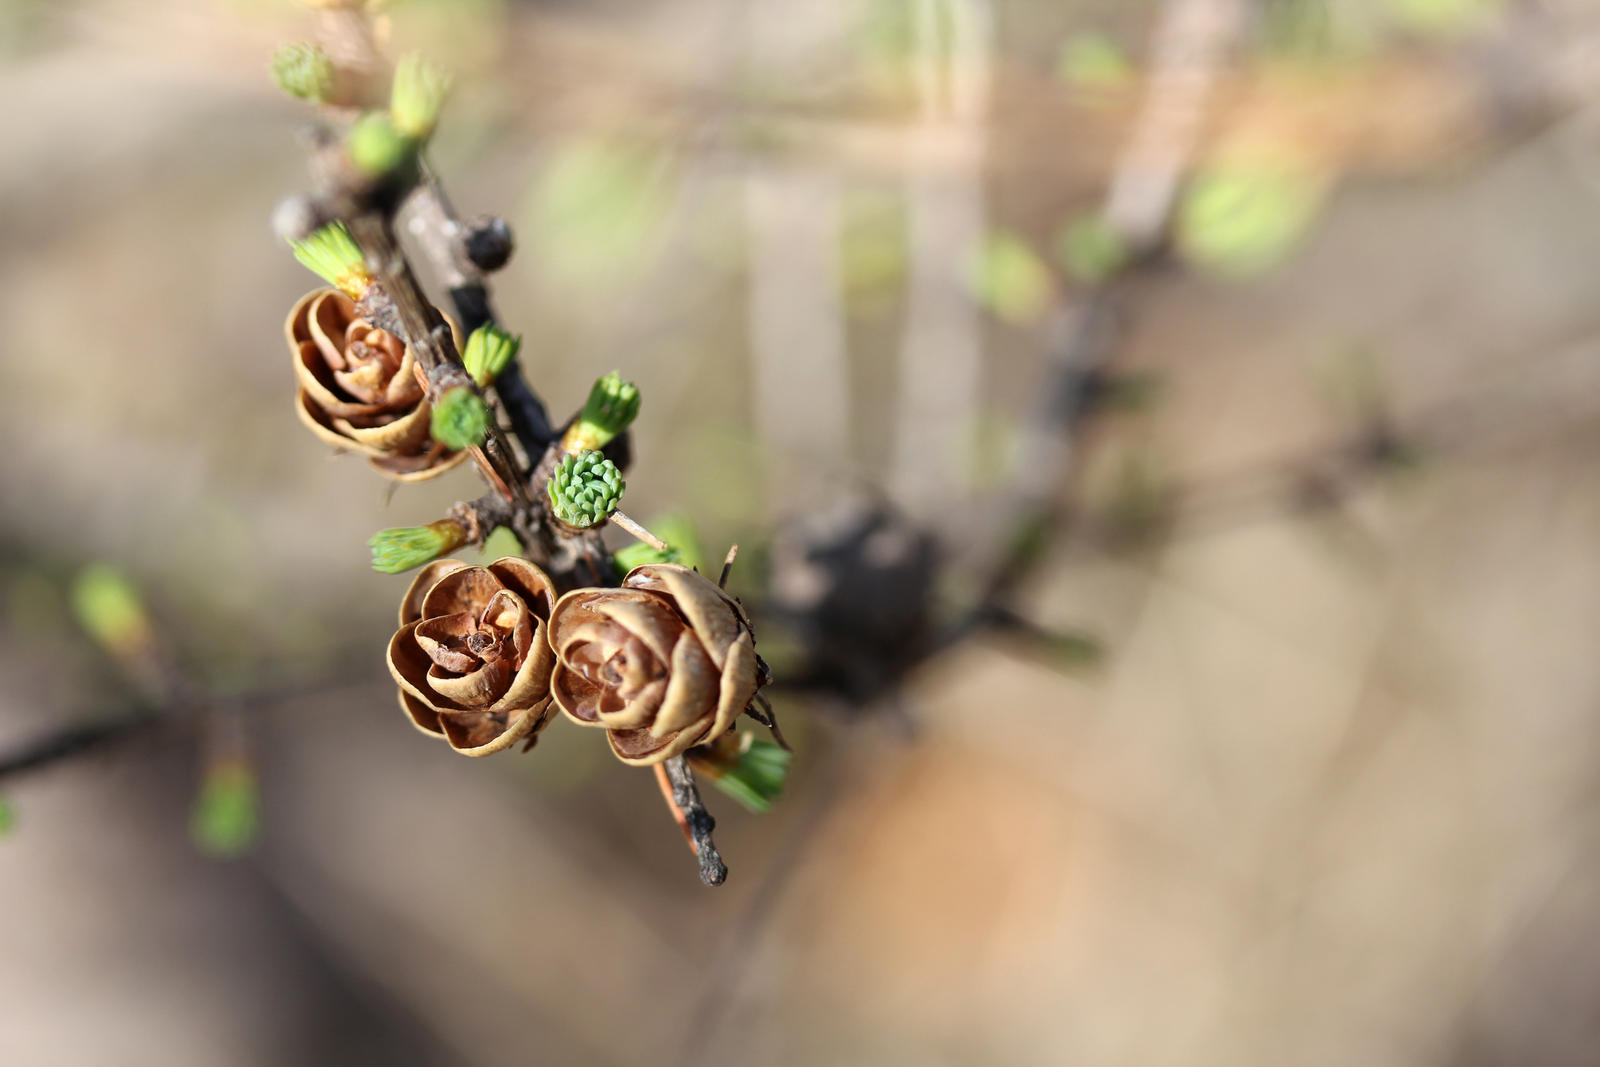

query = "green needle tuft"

[
  {"left": 271, "top": 42, "right": 333, "bottom": 103},
  {"left": 461, "top": 324, "right": 521, "bottom": 387},
  {"left": 347, "top": 110, "right": 413, "bottom": 177},
  {"left": 390, "top": 53, "right": 451, "bottom": 142},
  {"left": 564, "top": 371, "right": 640, "bottom": 451},
  {"left": 701, "top": 739, "right": 792, "bottom": 814},
  {"left": 369, "top": 520, "right": 467, "bottom": 574},
  {"left": 547, "top": 449, "right": 625, "bottom": 528},
  {"left": 288, "top": 220, "right": 370, "bottom": 297},
  {"left": 430, "top": 387, "right": 490, "bottom": 451}
]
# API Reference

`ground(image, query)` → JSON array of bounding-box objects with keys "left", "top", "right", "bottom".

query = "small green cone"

[
  {"left": 369, "top": 520, "right": 468, "bottom": 574},
  {"left": 563, "top": 371, "right": 640, "bottom": 452},
  {"left": 390, "top": 53, "right": 450, "bottom": 142},
  {"left": 191, "top": 759, "right": 260, "bottom": 860},
  {"left": 288, "top": 220, "right": 370, "bottom": 298},
  {"left": 270, "top": 42, "right": 333, "bottom": 103},
  {"left": 697, "top": 738, "right": 792, "bottom": 814},
  {"left": 547, "top": 450, "right": 625, "bottom": 528},
  {"left": 430, "top": 387, "right": 490, "bottom": 450},
  {"left": 347, "top": 110, "right": 414, "bottom": 177},
  {"left": 461, "top": 324, "right": 521, "bottom": 387}
]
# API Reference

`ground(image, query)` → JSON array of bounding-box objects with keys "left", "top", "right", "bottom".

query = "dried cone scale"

[
  {"left": 286, "top": 288, "right": 469, "bottom": 481},
  {"left": 548, "top": 563, "right": 762, "bottom": 766},
  {"left": 388, "top": 558, "right": 559, "bottom": 755}
]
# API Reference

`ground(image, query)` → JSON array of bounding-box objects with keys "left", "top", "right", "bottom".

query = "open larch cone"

[
  {"left": 388, "top": 558, "right": 559, "bottom": 756},
  {"left": 548, "top": 563, "right": 763, "bottom": 766},
  {"left": 286, "top": 287, "right": 469, "bottom": 482}
]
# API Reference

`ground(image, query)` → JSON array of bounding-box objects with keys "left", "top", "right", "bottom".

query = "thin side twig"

[
  {"left": 0, "top": 711, "right": 160, "bottom": 781},
  {"left": 608, "top": 511, "right": 670, "bottom": 552},
  {"left": 661, "top": 755, "right": 727, "bottom": 887}
]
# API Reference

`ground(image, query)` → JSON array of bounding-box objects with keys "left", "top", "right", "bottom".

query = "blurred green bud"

[
  {"left": 642, "top": 514, "right": 704, "bottom": 571},
  {"left": 1176, "top": 161, "right": 1327, "bottom": 279},
  {"left": 547, "top": 449, "right": 625, "bottom": 528},
  {"left": 461, "top": 324, "right": 521, "bottom": 388},
  {"left": 563, "top": 371, "right": 640, "bottom": 452},
  {"left": 270, "top": 42, "right": 333, "bottom": 102},
  {"left": 430, "top": 386, "right": 489, "bottom": 450},
  {"left": 390, "top": 52, "right": 450, "bottom": 142},
  {"left": 346, "top": 110, "right": 413, "bottom": 177},
  {"left": 191, "top": 758, "right": 259, "bottom": 860},
  {"left": 612, "top": 540, "right": 683, "bottom": 575},
  {"left": 0, "top": 797, "right": 14, "bottom": 837},
  {"left": 967, "top": 231, "right": 1055, "bottom": 324},
  {"left": 478, "top": 526, "right": 523, "bottom": 560},
  {"left": 288, "top": 220, "right": 370, "bottom": 298},
  {"left": 1055, "top": 33, "right": 1133, "bottom": 92},
  {"left": 71, "top": 564, "right": 154, "bottom": 661},
  {"left": 369, "top": 519, "right": 468, "bottom": 574},
  {"left": 1056, "top": 215, "right": 1128, "bottom": 285},
  {"left": 692, "top": 736, "right": 792, "bottom": 814}
]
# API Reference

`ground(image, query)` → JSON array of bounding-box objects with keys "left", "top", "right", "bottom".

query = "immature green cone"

[
  {"left": 547, "top": 449, "right": 624, "bottom": 528},
  {"left": 271, "top": 42, "right": 333, "bottom": 102},
  {"left": 562, "top": 371, "right": 640, "bottom": 452},
  {"left": 288, "top": 221, "right": 370, "bottom": 298},
  {"left": 430, "top": 387, "right": 490, "bottom": 450},
  {"left": 690, "top": 735, "right": 792, "bottom": 814},
  {"left": 369, "top": 519, "right": 468, "bottom": 573},
  {"left": 461, "top": 324, "right": 520, "bottom": 387},
  {"left": 390, "top": 53, "right": 450, "bottom": 142},
  {"left": 347, "top": 110, "right": 413, "bottom": 177}
]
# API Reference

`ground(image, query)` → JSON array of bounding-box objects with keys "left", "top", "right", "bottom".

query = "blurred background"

[{"left": 5, "top": 0, "right": 1600, "bottom": 1063}]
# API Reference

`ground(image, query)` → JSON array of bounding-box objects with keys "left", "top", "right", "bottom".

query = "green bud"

[
  {"left": 643, "top": 514, "right": 704, "bottom": 571},
  {"left": 369, "top": 519, "right": 468, "bottom": 574},
  {"left": 288, "top": 220, "right": 370, "bottom": 297},
  {"left": 430, "top": 386, "right": 490, "bottom": 450},
  {"left": 461, "top": 324, "right": 521, "bottom": 388},
  {"left": 1056, "top": 214, "right": 1128, "bottom": 285},
  {"left": 71, "top": 564, "right": 154, "bottom": 661},
  {"left": 547, "top": 449, "right": 625, "bottom": 528},
  {"left": 270, "top": 42, "right": 333, "bottom": 102},
  {"left": 0, "top": 797, "right": 14, "bottom": 838},
  {"left": 563, "top": 371, "right": 641, "bottom": 451},
  {"left": 698, "top": 738, "right": 792, "bottom": 814},
  {"left": 190, "top": 759, "right": 259, "bottom": 860},
  {"left": 612, "top": 539, "right": 682, "bottom": 575},
  {"left": 347, "top": 110, "right": 414, "bottom": 177},
  {"left": 390, "top": 52, "right": 450, "bottom": 142}
]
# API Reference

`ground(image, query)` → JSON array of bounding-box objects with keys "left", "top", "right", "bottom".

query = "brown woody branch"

[{"left": 401, "top": 172, "right": 557, "bottom": 453}]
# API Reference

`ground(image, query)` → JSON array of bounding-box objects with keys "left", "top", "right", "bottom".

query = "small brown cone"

[
  {"left": 286, "top": 287, "right": 469, "bottom": 482},
  {"left": 548, "top": 564, "right": 761, "bottom": 766}
]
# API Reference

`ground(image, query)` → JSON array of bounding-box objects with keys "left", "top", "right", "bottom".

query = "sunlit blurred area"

[{"left": 5, "top": 0, "right": 1600, "bottom": 1063}]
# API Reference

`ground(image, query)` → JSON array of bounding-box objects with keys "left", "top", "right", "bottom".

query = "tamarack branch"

[{"left": 270, "top": 20, "right": 787, "bottom": 886}]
